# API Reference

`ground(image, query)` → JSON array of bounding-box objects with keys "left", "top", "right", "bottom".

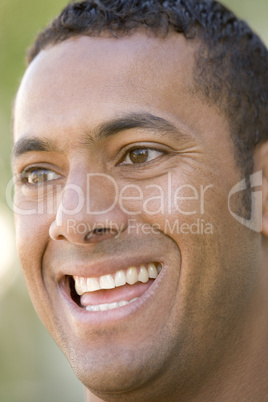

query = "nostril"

[
  {"left": 94, "top": 228, "right": 108, "bottom": 235},
  {"left": 84, "top": 228, "right": 117, "bottom": 242}
]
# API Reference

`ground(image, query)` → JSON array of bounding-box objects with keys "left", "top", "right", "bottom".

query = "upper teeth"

[{"left": 74, "top": 262, "right": 162, "bottom": 296}]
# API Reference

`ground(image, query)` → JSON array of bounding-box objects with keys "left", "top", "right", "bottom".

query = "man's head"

[
  {"left": 26, "top": 0, "right": 268, "bottom": 177},
  {"left": 12, "top": 1, "right": 268, "bottom": 401}
]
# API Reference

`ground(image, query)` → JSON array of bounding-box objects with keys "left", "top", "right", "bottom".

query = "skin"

[{"left": 12, "top": 34, "right": 268, "bottom": 401}]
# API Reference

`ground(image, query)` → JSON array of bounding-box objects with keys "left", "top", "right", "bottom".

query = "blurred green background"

[{"left": 0, "top": 1, "right": 267, "bottom": 401}]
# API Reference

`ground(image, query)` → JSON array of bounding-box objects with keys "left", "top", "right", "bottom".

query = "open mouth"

[{"left": 67, "top": 262, "right": 162, "bottom": 312}]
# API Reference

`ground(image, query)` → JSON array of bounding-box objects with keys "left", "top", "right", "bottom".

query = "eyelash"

[
  {"left": 17, "top": 146, "right": 166, "bottom": 186},
  {"left": 119, "top": 146, "right": 165, "bottom": 166},
  {"left": 19, "top": 167, "right": 61, "bottom": 186}
]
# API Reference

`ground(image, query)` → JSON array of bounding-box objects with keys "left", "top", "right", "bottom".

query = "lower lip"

[
  {"left": 80, "top": 280, "right": 154, "bottom": 307},
  {"left": 59, "top": 269, "right": 164, "bottom": 327}
]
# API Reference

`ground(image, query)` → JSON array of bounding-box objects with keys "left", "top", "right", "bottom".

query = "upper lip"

[{"left": 55, "top": 253, "right": 164, "bottom": 282}]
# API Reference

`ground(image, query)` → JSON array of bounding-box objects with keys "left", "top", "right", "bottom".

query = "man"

[{"left": 11, "top": 0, "right": 268, "bottom": 401}]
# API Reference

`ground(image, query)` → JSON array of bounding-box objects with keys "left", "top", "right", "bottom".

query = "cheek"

[
  {"left": 135, "top": 175, "right": 215, "bottom": 238},
  {"left": 15, "top": 213, "right": 52, "bottom": 277},
  {"left": 15, "top": 213, "right": 60, "bottom": 335}
]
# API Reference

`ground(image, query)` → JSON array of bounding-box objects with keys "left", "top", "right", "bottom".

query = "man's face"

[{"left": 12, "top": 34, "right": 260, "bottom": 400}]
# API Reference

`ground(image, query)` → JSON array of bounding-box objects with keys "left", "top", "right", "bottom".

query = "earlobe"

[{"left": 254, "top": 142, "right": 268, "bottom": 237}]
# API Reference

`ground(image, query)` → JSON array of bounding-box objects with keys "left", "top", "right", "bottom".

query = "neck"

[{"left": 86, "top": 389, "right": 104, "bottom": 402}]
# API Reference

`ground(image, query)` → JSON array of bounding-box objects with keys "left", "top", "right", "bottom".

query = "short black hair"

[{"left": 27, "top": 0, "right": 268, "bottom": 177}]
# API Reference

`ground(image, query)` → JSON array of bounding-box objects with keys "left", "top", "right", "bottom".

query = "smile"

[{"left": 71, "top": 262, "right": 162, "bottom": 312}]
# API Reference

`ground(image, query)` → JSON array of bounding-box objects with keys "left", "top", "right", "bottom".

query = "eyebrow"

[
  {"left": 94, "top": 112, "right": 183, "bottom": 141},
  {"left": 12, "top": 137, "right": 58, "bottom": 159},
  {"left": 12, "top": 112, "right": 192, "bottom": 158}
]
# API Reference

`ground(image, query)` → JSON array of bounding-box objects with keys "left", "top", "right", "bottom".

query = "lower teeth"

[{"left": 85, "top": 298, "right": 138, "bottom": 312}]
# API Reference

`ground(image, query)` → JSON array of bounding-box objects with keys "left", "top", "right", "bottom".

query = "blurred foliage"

[{"left": 0, "top": 1, "right": 267, "bottom": 401}]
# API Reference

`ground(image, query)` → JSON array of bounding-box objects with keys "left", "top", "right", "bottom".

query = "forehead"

[
  {"left": 20, "top": 32, "right": 195, "bottom": 93},
  {"left": 14, "top": 34, "right": 201, "bottom": 140},
  {"left": 14, "top": 32, "right": 232, "bottom": 161}
]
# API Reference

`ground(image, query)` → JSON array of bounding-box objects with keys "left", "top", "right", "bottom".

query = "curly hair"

[{"left": 26, "top": 0, "right": 268, "bottom": 177}]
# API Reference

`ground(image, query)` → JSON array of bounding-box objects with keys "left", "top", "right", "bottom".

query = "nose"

[{"left": 49, "top": 172, "right": 128, "bottom": 244}]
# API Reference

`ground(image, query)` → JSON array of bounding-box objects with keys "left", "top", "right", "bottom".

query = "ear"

[{"left": 254, "top": 142, "right": 268, "bottom": 237}]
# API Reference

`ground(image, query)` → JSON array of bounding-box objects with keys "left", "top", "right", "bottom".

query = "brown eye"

[
  {"left": 29, "top": 170, "right": 47, "bottom": 184},
  {"left": 129, "top": 149, "right": 149, "bottom": 164},
  {"left": 122, "top": 148, "right": 163, "bottom": 165},
  {"left": 22, "top": 168, "right": 61, "bottom": 185}
]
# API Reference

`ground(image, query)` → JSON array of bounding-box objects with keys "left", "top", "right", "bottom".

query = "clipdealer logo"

[
  {"left": 6, "top": 171, "right": 263, "bottom": 233},
  {"left": 228, "top": 171, "right": 262, "bottom": 233}
]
